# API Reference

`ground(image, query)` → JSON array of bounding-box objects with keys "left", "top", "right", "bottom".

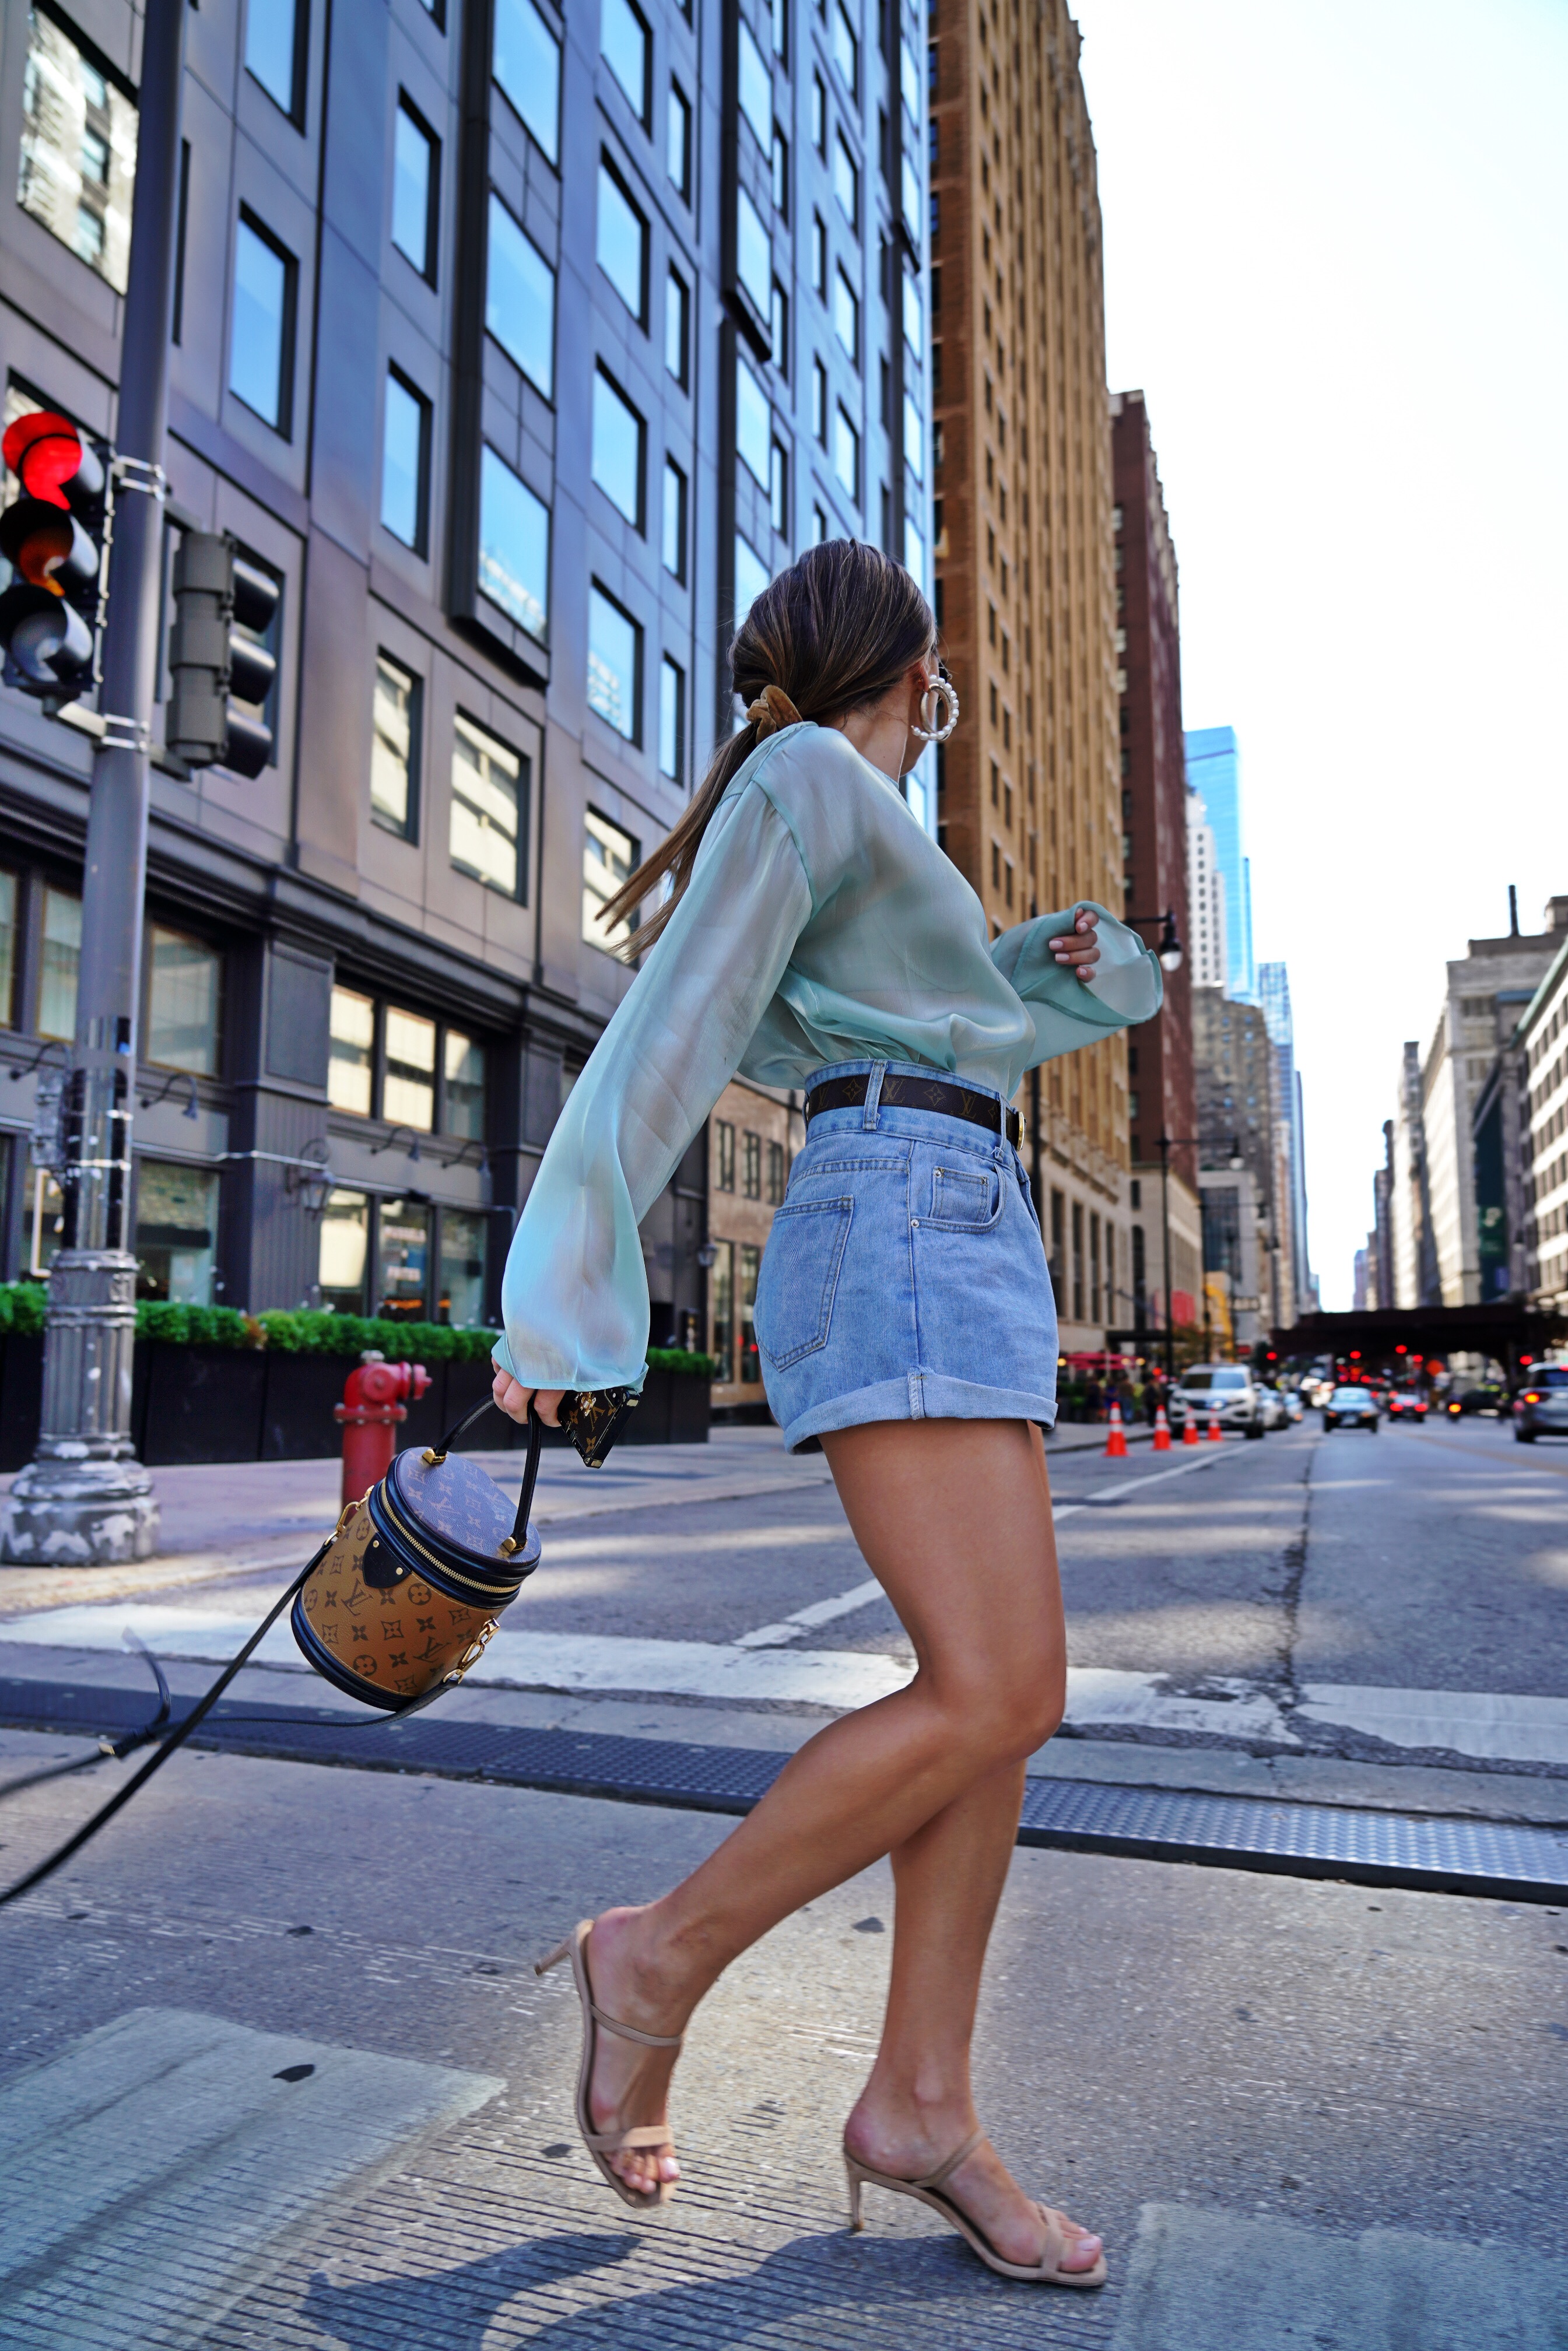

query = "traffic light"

[
  {"left": 166, "top": 530, "right": 279, "bottom": 778},
  {"left": 0, "top": 410, "right": 106, "bottom": 704}
]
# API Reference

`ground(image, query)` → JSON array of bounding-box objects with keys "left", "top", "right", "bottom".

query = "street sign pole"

[{"left": 3, "top": 0, "right": 186, "bottom": 1563}]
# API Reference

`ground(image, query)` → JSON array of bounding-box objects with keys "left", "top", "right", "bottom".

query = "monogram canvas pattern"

[
  {"left": 558, "top": 1386, "right": 639, "bottom": 1467},
  {"left": 297, "top": 1496, "right": 497, "bottom": 1702},
  {"left": 388, "top": 1448, "right": 520, "bottom": 1566}
]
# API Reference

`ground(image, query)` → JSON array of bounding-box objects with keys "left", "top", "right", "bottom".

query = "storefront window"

[
  {"left": 320, "top": 1188, "right": 369, "bottom": 1313},
  {"left": 328, "top": 986, "right": 375, "bottom": 1115},
  {"left": 38, "top": 886, "right": 82, "bottom": 1041},
  {"left": 146, "top": 927, "right": 223, "bottom": 1072},
  {"left": 135, "top": 1160, "right": 219, "bottom": 1303},
  {"left": 377, "top": 1196, "right": 430, "bottom": 1318},
  {"left": 443, "top": 1030, "right": 486, "bottom": 1139},
  {"left": 384, "top": 1006, "right": 436, "bottom": 1131},
  {"left": 710, "top": 1239, "right": 734, "bottom": 1382},
  {"left": 739, "top": 1242, "right": 761, "bottom": 1383},
  {"left": 438, "top": 1209, "right": 487, "bottom": 1327}
]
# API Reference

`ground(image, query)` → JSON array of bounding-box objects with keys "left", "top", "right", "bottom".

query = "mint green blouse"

[{"left": 496, "top": 721, "right": 1162, "bottom": 1390}]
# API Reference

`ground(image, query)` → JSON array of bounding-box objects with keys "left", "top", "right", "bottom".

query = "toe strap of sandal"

[
  {"left": 583, "top": 2121, "right": 675, "bottom": 2155},
  {"left": 1036, "top": 2204, "right": 1096, "bottom": 2275}
]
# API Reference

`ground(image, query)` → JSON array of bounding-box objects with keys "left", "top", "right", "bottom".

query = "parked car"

[
  {"left": 1170, "top": 1365, "right": 1268, "bottom": 1438},
  {"left": 1448, "top": 1384, "right": 1507, "bottom": 1418},
  {"left": 1323, "top": 1385, "right": 1379, "bottom": 1433},
  {"left": 1514, "top": 1366, "right": 1568, "bottom": 1443},
  {"left": 1384, "top": 1391, "right": 1429, "bottom": 1424},
  {"left": 1259, "top": 1386, "right": 1290, "bottom": 1431}
]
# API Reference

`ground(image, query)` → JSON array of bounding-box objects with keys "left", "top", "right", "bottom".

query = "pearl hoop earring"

[{"left": 911, "top": 666, "right": 960, "bottom": 744}]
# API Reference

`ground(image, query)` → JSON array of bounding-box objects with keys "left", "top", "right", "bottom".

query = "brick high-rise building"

[
  {"left": 1110, "top": 389, "right": 1198, "bottom": 1348},
  {"left": 928, "top": 0, "right": 1129, "bottom": 1350}
]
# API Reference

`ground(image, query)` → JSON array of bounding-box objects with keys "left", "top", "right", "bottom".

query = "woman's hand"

[
  {"left": 1048, "top": 904, "right": 1101, "bottom": 984},
  {"left": 492, "top": 1363, "right": 565, "bottom": 1426}
]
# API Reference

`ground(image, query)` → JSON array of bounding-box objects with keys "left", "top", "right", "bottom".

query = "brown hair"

[{"left": 598, "top": 539, "right": 935, "bottom": 954}]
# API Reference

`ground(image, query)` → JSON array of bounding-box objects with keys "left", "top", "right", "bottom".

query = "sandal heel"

[
  {"left": 534, "top": 1935, "right": 572, "bottom": 1977},
  {"left": 844, "top": 2160, "right": 865, "bottom": 2231}
]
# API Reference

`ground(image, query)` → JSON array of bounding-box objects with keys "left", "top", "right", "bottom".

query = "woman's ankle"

[{"left": 591, "top": 1902, "right": 708, "bottom": 2030}]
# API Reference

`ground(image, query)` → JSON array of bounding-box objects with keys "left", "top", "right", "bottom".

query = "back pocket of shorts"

[
  {"left": 927, "top": 1163, "right": 1002, "bottom": 1229},
  {"left": 754, "top": 1198, "right": 853, "bottom": 1368}
]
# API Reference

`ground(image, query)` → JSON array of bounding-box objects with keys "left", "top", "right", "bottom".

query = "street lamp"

[{"left": 1125, "top": 908, "right": 1184, "bottom": 973}]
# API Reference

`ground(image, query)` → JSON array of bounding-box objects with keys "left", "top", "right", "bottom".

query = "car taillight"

[{"left": 1524, "top": 1392, "right": 1540, "bottom": 1404}]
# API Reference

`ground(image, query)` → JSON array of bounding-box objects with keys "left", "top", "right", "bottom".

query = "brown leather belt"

[{"left": 805, "top": 1072, "right": 1023, "bottom": 1147}]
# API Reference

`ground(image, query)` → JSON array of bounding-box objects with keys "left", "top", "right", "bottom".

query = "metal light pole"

[
  {"left": 4, "top": 0, "right": 186, "bottom": 1563},
  {"left": 1156, "top": 1131, "right": 1174, "bottom": 1385}
]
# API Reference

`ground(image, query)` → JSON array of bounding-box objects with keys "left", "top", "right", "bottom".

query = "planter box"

[
  {"left": 620, "top": 1366, "right": 710, "bottom": 1445},
  {"left": 0, "top": 1335, "right": 43, "bottom": 1472},
  {"left": 136, "top": 1343, "right": 269, "bottom": 1468}
]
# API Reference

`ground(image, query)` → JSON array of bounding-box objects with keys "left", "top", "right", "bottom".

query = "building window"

[
  {"left": 584, "top": 807, "right": 639, "bottom": 950},
  {"left": 734, "top": 531, "right": 770, "bottom": 621},
  {"left": 742, "top": 1129, "right": 762, "bottom": 1198},
  {"left": 903, "top": 268, "right": 922, "bottom": 359},
  {"left": 811, "top": 500, "right": 827, "bottom": 543},
  {"left": 377, "top": 1195, "right": 431, "bottom": 1318},
  {"left": 18, "top": 12, "right": 136, "bottom": 293},
  {"left": 451, "top": 711, "right": 527, "bottom": 896},
  {"left": 666, "top": 269, "right": 690, "bottom": 385},
  {"left": 833, "top": 403, "right": 860, "bottom": 502},
  {"left": 833, "top": 265, "right": 860, "bottom": 363},
  {"left": 736, "top": 185, "right": 771, "bottom": 317},
  {"left": 904, "top": 385, "right": 924, "bottom": 478},
  {"left": 767, "top": 1139, "right": 786, "bottom": 1204},
  {"left": 37, "top": 886, "right": 82, "bottom": 1042},
  {"left": 320, "top": 1188, "right": 370, "bottom": 1313},
  {"left": 832, "top": 0, "right": 859, "bottom": 95},
  {"left": 1072, "top": 1199, "right": 1085, "bottom": 1322},
  {"left": 245, "top": 0, "right": 306, "bottom": 119},
  {"left": 0, "top": 870, "right": 15, "bottom": 1029},
  {"left": 230, "top": 212, "right": 297, "bottom": 434},
  {"left": 770, "top": 440, "right": 788, "bottom": 535},
  {"left": 439, "top": 1207, "right": 488, "bottom": 1327},
  {"left": 587, "top": 585, "right": 642, "bottom": 742},
  {"left": 597, "top": 161, "right": 648, "bottom": 324},
  {"left": 811, "top": 71, "right": 826, "bottom": 153},
  {"left": 591, "top": 367, "right": 646, "bottom": 529},
  {"left": 384, "top": 1006, "right": 437, "bottom": 1131},
  {"left": 443, "top": 1030, "right": 486, "bottom": 1138},
  {"left": 716, "top": 1119, "right": 736, "bottom": 1191},
  {"left": 135, "top": 1161, "right": 219, "bottom": 1306},
  {"left": 739, "top": 1242, "right": 762, "bottom": 1380},
  {"left": 478, "top": 447, "right": 549, "bottom": 640},
  {"left": 711, "top": 1236, "right": 735, "bottom": 1378},
  {"left": 381, "top": 369, "right": 430, "bottom": 550},
  {"left": 736, "top": 354, "right": 771, "bottom": 489},
  {"left": 738, "top": 17, "right": 772, "bottom": 150},
  {"left": 486, "top": 194, "right": 555, "bottom": 396},
  {"left": 659, "top": 655, "right": 685, "bottom": 784},
  {"left": 371, "top": 655, "right": 420, "bottom": 838},
  {"left": 493, "top": 0, "right": 560, "bottom": 164},
  {"left": 771, "top": 0, "right": 788, "bottom": 59},
  {"left": 832, "top": 132, "right": 859, "bottom": 228},
  {"left": 668, "top": 79, "right": 692, "bottom": 195},
  {"left": 392, "top": 96, "right": 438, "bottom": 279},
  {"left": 811, "top": 212, "right": 827, "bottom": 299},
  {"left": 770, "top": 278, "right": 790, "bottom": 374},
  {"left": 662, "top": 458, "right": 687, "bottom": 580},
  {"left": 328, "top": 985, "right": 376, "bottom": 1115},
  {"left": 772, "top": 125, "right": 790, "bottom": 217},
  {"left": 600, "top": 0, "right": 651, "bottom": 124},
  {"left": 812, "top": 358, "right": 828, "bottom": 443},
  {"left": 146, "top": 927, "right": 222, "bottom": 1073}
]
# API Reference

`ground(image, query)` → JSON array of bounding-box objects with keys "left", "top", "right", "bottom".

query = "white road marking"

[
  {"left": 0, "top": 2006, "right": 499, "bottom": 2348},
  {"left": 735, "top": 1577, "right": 885, "bottom": 1647},
  {"left": 1297, "top": 1682, "right": 1568, "bottom": 1766}
]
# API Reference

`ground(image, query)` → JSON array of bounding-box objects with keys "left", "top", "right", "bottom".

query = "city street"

[{"left": 1, "top": 1418, "right": 1565, "bottom": 2347}]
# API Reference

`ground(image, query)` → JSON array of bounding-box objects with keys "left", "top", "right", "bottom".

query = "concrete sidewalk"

[{"left": 0, "top": 1728, "right": 1563, "bottom": 2349}]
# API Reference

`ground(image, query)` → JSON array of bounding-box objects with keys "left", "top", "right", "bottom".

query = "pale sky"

[{"left": 1074, "top": 0, "right": 1568, "bottom": 1309}]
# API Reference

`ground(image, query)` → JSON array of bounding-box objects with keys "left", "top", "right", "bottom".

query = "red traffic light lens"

[{"left": 2, "top": 411, "right": 85, "bottom": 509}]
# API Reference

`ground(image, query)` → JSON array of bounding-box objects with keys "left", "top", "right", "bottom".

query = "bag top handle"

[{"left": 423, "top": 1396, "right": 542, "bottom": 1559}]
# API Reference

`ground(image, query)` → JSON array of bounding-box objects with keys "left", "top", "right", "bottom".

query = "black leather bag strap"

[{"left": 423, "top": 1395, "right": 542, "bottom": 1560}]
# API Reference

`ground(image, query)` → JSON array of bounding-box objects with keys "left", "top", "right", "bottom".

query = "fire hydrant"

[{"left": 335, "top": 1350, "right": 432, "bottom": 1506}]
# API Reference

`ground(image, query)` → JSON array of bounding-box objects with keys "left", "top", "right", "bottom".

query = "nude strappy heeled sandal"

[
  {"left": 844, "top": 2127, "right": 1108, "bottom": 2288},
  {"left": 535, "top": 1919, "right": 683, "bottom": 2210}
]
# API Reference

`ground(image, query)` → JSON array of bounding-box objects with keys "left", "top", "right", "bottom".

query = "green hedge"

[{"left": 0, "top": 1285, "right": 716, "bottom": 1375}]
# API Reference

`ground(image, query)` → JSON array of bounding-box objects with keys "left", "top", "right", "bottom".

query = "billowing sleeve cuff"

[{"left": 990, "top": 899, "right": 1163, "bottom": 1064}]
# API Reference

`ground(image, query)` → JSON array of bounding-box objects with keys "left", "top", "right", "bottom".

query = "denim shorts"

[{"left": 753, "top": 1059, "right": 1059, "bottom": 1452}]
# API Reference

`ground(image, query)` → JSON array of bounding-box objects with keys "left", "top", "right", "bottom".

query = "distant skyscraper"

[
  {"left": 1184, "top": 727, "right": 1254, "bottom": 1002},
  {"left": 1186, "top": 791, "right": 1227, "bottom": 989},
  {"left": 1258, "top": 963, "right": 1313, "bottom": 1315}
]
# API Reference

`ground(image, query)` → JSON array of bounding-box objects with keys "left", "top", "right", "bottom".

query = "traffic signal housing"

[
  {"left": 166, "top": 531, "right": 279, "bottom": 778},
  {"left": 0, "top": 410, "right": 106, "bottom": 704}
]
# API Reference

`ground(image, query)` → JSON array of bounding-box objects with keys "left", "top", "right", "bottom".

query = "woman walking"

[{"left": 491, "top": 541, "right": 1159, "bottom": 2288}]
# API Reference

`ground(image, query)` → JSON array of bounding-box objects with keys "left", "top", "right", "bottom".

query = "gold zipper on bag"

[{"left": 374, "top": 1485, "right": 528, "bottom": 1602}]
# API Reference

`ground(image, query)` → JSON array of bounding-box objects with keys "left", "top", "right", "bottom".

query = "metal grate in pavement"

[{"left": 3, "top": 1675, "right": 1566, "bottom": 1904}]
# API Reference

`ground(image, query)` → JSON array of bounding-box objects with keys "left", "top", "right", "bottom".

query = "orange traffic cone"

[
  {"left": 1208, "top": 1405, "right": 1223, "bottom": 1443},
  {"left": 1152, "top": 1403, "right": 1171, "bottom": 1452},
  {"left": 1104, "top": 1402, "right": 1128, "bottom": 1458},
  {"left": 1182, "top": 1403, "right": 1199, "bottom": 1446}
]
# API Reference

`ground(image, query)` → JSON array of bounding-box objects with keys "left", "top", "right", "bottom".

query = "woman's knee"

[{"left": 925, "top": 1654, "right": 1066, "bottom": 1763}]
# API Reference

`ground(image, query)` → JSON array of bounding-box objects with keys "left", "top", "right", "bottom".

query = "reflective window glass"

[
  {"left": 147, "top": 928, "right": 222, "bottom": 1073},
  {"left": 734, "top": 531, "right": 769, "bottom": 620},
  {"left": 384, "top": 1007, "right": 436, "bottom": 1131},
  {"left": 832, "top": 132, "right": 858, "bottom": 228},
  {"left": 230, "top": 214, "right": 294, "bottom": 432},
  {"left": 833, "top": 402, "right": 860, "bottom": 501},
  {"left": 135, "top": 1160, "right": 219, "bottom": 1305},
  {"left": 597, "top": 164, "right": 648, "bottom": 322},
  {"left": 328, "top": 985, "right": 374, "bottom": 1115},
  {"left": 736, "top": 185, "right": 770, "bottom": 317},
  {"left": 451, "top": 713, "right": 525, "bottom": 896},
  {"left": 319, "top": 1188, "right": 369, "bottom": 1313},
  {"left": 381, "top": 371, "right": 429, "bottom": 549},
  {"left": 583, "top": 806, "right": 639, "bottom": 950},
  {"left": 443, "top": 1030, "right": 486, "bottom": 1138},
  {"left": 392, "top": 100, "right": 436, "bottom": 278},
  {"left": 0, "top": 871, "right": 15, "bottom": 1028},
  {"left": 667, "top": 79, "right": 692, "bottom": 195},
  {"left": 738, "top": 19, "right": 771, "bottom": 151},
  {"left": 18, "top": 10, "right": 136, "bottom": 292},
  {"left": 439, "top": 1207, "right": 487, "bottom": 1327},
  {"left": 38, "top": 886, "right": 81, "bottom": 1041},
  {"left": 662, "top": 459, "right": 687, "bottom": 580},
  {"left": 591, "top": 369, "right": 645, "bottom": 527},
  {"left": 735, "top": 356, "right": 771, "bottom": 488},
  {"left": 903, "top": 384, "right": 924, "bottom": 478},
  {"left": 666, "top": 269, "right": 690, "bottom": 384},
  {"left": 587, "top": 587, "right": 641, "bottom": 742},
  {"left": 478, "top": 447, "right": 549, "bottom": 640},
  {"left": 245, "top": 0, "right": 301, "bottom": 114},
  {"left": 377, "top": 1195, "right": 430, "bottom": 1318},
  {"left": 832, "top": 1, "right": 858, "bottom": 95},
  {"left": 486, "top": 194, "right": 555, "bottom": 396},
  {"left": 600, "top": 0, "right": 650, "bottom": 122},
  {"left": 902, "top": 268, "right": 922, "bottom": 359},
  {"left": 493, "top": 0, "right": 560, "bottom": 163},
  {"left": 371, "top": 655, "right": 419, "bottom": 837},
  {"left": 833, "top": 265, "right": 858, "bottom": 362},
  {"left": 659, "top": 655, "right": 684, "bottom": 783}
]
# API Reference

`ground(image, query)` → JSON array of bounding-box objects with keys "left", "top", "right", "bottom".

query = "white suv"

[{"left": 1171, "top": 1364, "right": 1267, "bottom": 1439}]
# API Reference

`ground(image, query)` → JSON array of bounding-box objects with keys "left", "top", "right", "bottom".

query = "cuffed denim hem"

[{"left": 776, "top": 1370, "right": 1058, "bottom": 1455}]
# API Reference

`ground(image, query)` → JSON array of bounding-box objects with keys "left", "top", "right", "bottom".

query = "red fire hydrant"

[{"left": 335, "top": 1350, "right": 432, "bottom": 1506}]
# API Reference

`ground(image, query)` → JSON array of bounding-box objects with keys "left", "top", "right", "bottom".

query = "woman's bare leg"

[{"left": 577, "top": 1417, "right": 1099, "bottom": 2263}]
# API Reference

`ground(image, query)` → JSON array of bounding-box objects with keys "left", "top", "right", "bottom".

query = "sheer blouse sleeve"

[
  {"left": 494, "top": 783, "right": 815, "bottom": 1391},
  {"left": 989, "top": 899, "right": 1164, "bottom": 1066}
]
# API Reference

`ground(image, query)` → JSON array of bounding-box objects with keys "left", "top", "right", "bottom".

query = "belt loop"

[{"left": 862, "top": 1062, "right": 888, "bottom": 1130}]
